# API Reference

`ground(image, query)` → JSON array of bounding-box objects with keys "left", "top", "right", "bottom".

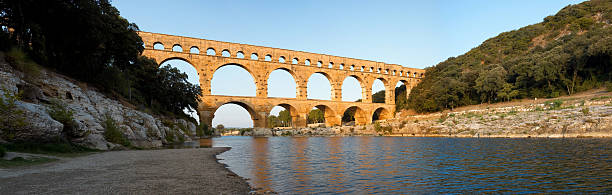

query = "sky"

[{"left": 113, "top": 0, "right": 586, "bottom": 127}]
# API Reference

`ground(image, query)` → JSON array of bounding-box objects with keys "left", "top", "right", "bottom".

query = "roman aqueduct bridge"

[{"left": 138, "top": 31, "right": 424, "bottom": 128}]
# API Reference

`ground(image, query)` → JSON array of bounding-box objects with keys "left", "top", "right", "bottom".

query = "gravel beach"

[{"left": 0, "top": 147, "right": 250, "bottom": 194}]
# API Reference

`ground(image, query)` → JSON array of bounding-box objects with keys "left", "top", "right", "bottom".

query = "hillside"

[{"left": 408, "top": 0, "right": 612, "bottom": 113}]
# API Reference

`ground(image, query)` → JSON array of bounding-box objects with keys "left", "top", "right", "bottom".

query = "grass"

[
  {"left": 102, "top": 114, "right": 131, "bottom": 147},
  {"left": 0, "top": 157, "right": 58, "bottom": 168},
  {"left": 1, "top": 142, "right": 98, "bottom": 157}
]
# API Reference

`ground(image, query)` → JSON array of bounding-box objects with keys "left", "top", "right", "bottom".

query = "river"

[{"left": 209, "top": 136, "right": 612, "bottom": 194}]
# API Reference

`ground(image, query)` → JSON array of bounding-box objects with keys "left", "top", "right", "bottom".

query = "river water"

[{"left": 210, "top": 136, "right": 612, "bottom": 194}]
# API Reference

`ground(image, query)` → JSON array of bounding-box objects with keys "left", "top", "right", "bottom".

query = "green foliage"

[
  {"left": 216, "top": 124, "right": 225, "bottom": 130},
  {"left": 581, "top": 107, "right": 590, "bottom": 115},
  {"left": 0, "top": 88, "right": 26, "bottom": 140},
  {"left": 281, "top": 131, "right": 293, "bottom": 136},
  {"left": 165, "top": 130, "right": 176, "bottom": 143},
  {"left": 438, "top": 113, "right": 449, "bottom": 123},
  {"left": 307, "top": 108, "right": 325, "bottom": 124},
  {"left": 268, "top": 110, "right": 292, "bottom": 127},
  {"left": 545, "top": 100, "right": 564, "bottom": 110},
  {"left": 0, "top": 145, "right": 5, "bottom": 157},
  {"left": 0, "top": 156, "right": 57, "bottom": 168},
  {"left": 372, "top": 90, "right": 385, "bottom": 103},
  {"left": 408, "top": 0, "right": 612, "bottom": 113},
  {"left": 0, "top": 1, "right": 201, "bottom": 120},
  {"left": 606, "top": 82, "right": 612, "bottom": 92},
  {"left": 2, "top": 141, "right": 96, "bottom": 155},
  {"left": 374, "top": 122, "right": 392, "bottom": 134},
  {"left": 5, "top": 48, "right": 40, "bottom": 81},
  {"left": 102, "top": 114, "right": 130, "bottom": 147},
  {"left": 47, "top": 100, "right": 78, "bottom": 136},
  {"left": 196, "top": 123, "right": 213, "bottom": 137}
]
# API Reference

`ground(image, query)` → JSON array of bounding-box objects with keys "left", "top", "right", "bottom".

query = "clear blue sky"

[{"left": 113, "top": 0, "right": 585, "bottom": 127}]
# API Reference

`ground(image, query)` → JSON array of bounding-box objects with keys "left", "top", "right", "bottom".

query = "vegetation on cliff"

[
  {"left": 408, "top": 0, "right": 612, "bottom": 113},
  {"left": 0, "top": 0, "right": 201, "bottom": 119}
]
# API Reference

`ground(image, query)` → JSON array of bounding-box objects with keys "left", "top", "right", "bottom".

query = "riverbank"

[
  {"left": 0, "top": 147, "right": 250, "bottom": 194},
  {"left": 247, "top": 89, "right": 612, "bottom": 138}
]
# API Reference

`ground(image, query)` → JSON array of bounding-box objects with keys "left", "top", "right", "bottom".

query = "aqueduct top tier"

[{"left": 137, "top": 31, "right": 424, "bottom": 128}]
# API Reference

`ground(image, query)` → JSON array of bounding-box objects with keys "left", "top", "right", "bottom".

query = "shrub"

[
  {"left": 545, "top": 100, "right": 563, "bottom": 110},
  {"left": 47, "top": 100, "right": 77, "bottom": 134},
  {"left": 581, "top": 107, "right": 590, "bottom": 115},
  {"left": 165, "top": 130, "right": 175, "bottom": 143},
  {"left": 606, "top": 82, "right": 612, "bottom": 92},
  {"left": 0, "top": 88, "right": 26, "bottom": 140},
  {"left": 0, "top": 145, "right": 6, "bottom": 157},
  {"left": 102, "top": 114, "right": 130, "bottom": 147},
  {"left": 5, "top": 48, "right": 40, "bottom": 81}
]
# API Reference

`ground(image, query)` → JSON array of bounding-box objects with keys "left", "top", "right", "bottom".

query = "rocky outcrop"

[{"left": 0, "top": 55, "right": 197, "bottom": 150}]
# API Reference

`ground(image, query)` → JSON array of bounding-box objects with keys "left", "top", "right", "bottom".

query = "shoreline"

[{"left": 0, "top": 147, "right": 251, "bottom": 194}]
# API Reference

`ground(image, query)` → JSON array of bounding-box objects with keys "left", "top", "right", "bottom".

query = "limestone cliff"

[{"left": 0, "top": 54, "right": 197, "bottom": 150}]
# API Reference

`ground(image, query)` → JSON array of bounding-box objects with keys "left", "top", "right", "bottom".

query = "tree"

[
  {"left": 307, "top": 108, "right": 324, "bottom": 124},
  {"left": 216, "top": 124, "right": 225, "bottom": 130},
  {"left": 278, "top": 110, "right": 292, "bottom": 127},
  {"left": 475, "top": 65, "right": 507, "bottom": 103}
]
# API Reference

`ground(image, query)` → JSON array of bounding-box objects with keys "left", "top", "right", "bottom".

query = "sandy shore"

[{"left": 0, "top": 147, "right": 250, "bottom": 194}]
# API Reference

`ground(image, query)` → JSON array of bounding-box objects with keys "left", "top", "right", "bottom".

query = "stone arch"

[
  {"left": 305, "top": 59, "right": 311, "bottom": 66},
  {"left": 292, "top": 58, "right": 299, "bottom": 64},
  {"left": 307, "top": 72, "right": 334, "bottom": 100},
  {"left": 279, "top": 56, "right": 286, "bottom": 63},
  {"left": 236, "top": 51, "right": 245, "bottom": 58},
  {"left": 267, "top": 68, "right": 297, "bottom": 98},
  {"left": 372, "top": 107, "right": 392, "bottom": 122},
  {"left": 190, "top": 46, "right": 200, "bottom": 54},
  {"left": 211, "top": 63, "right": 257, "bottom": 96},
  {"left": 251, "top": 53, "right": 259, "bottom": 60},
  {"left": 311, "top": 104, "right": 339, "bottom": 127},
  {"left": 371, "top": 77, "right": 388, "bottom": 103},
  {"left": 264, "top": 54, "right": 272, "bottom": 61},
  {"left": 222, "top": 49, "right": 231, "bottom": 57},
  {"left": 153, "top": 42, "right": 164, "bottom": 50},
  {"left": 270, "top": 103, "right": 301, "bottom": 128},
  {"left": 206, "top": 48, "right": 216, "bottom": 55},
  {"left": 172, "top": 44, "right": 183, "bottom": 52},
  {"left": 342, "top": 106, "right": 367, "bottom": 125},
  {"left": 212, "top": 101, "right": 259, "bottom": 128},
  {"left": 159, "top": 57, "right": 196, "bottom": 69},
  {"left": 341, "top": 75, "right": 365, "bottom": 102}
]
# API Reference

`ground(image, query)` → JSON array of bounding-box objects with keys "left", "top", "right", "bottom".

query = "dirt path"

[{"left": 0, "top": 147, "right": 250, "bottom": 194}]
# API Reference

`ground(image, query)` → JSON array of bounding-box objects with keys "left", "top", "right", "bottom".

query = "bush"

[
  {"left": 0, "top": 88, "right": 26, "bottom": 140},
  {"left": 47, "top": 100, "right": 77, "bottom": 134},
  {"left": 606, "top": 82, "right": 612, "bottom": 92},
  {"left": 581, "top": 107, "right": 590, "bottom": 115},
  {"left": 5, "top": 48, "right": 40, "bottom": 81},
  {"left": 0, "top": 145, "right": 6, "bottom": 157},
  {"left": 545, "top": 100, "right": 563, "bottom": 110},
  {"left": 102, "top": 114, "right": 130, "bottom": 147}
]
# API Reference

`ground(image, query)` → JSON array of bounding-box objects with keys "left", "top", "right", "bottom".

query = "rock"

[
  {"left": 10, "top": 101, "right": 64, "bottom": 142},
  {"left": 80, "top": 133, "right": 108, "bottom": 151}
]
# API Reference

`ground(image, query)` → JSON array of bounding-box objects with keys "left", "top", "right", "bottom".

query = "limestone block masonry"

[{"left": 138, "top": 31, "right": 424, "bottom": 128}]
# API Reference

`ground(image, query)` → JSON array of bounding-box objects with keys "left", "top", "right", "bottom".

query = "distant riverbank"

[
  {"left": 0, "top": 147, "right": 250, "bottom": 194},
  {"left": 236, "top": 89, "right": 612, "bottom": 138}
]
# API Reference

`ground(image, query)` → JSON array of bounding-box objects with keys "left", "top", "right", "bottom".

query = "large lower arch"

[
  {"left": 372, "top": 107, "right": 392, "bottom": 122},
  {"left": 211, "top": 63, "right": 257, "bottom": 96},
  {"left": 342, "top": 106, "right": 367, "bottom": 125},
  {"left": 312, "top": 104, "right": 339, "bottom": 127},
  {"left": 211, "top": 101, "right": 260, "bottom": 128},
  {"left": 270, "top": 103, "right": 303, "bottom": 128}
]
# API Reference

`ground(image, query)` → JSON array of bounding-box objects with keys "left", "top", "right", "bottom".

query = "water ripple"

[{"left": 213, "top": 137, "right": 612, "bottom": 194}]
